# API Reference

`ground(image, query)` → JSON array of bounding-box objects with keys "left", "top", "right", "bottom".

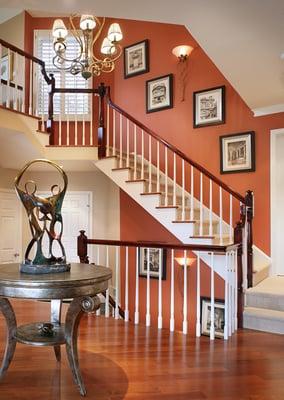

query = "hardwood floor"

[{"left": 0, "top": 300, "right": 284, "bottom": 399}]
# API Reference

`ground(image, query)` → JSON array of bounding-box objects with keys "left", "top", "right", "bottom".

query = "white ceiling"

[{"left": 0, "top": 0, "right": 284, "bottom": 114}]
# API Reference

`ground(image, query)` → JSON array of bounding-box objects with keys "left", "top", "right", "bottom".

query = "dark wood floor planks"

[{"left": 0, "top": 300, "right": 283, "bottom": 399}]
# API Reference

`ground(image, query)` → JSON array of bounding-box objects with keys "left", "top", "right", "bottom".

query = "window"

[{"left": 34, "top": 30, "right": 91, "bottom": 120}]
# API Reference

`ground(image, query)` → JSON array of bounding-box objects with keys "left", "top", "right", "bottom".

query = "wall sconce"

[
  {"left": 172, "top": 45, "right": 194, "bottom": 102},
  {"left": 175, "top": 257, "right": 196, "bottom": 267}
]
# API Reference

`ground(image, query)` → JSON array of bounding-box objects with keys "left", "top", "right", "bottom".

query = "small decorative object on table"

[
  {"left": 220, "top": 131, "right": 255, "bottom": 174},
  {"left": 146, "top": 74, "right": 173, "bottom": 113},
  {"left": 193, "top": 85, "right": 225, "bottom": 128},
  {"left": 14, "top": 159, "right": 70, "bottom": 274},
  {"left": 124, "top": 39, "right": 149, "bottom": 78}
]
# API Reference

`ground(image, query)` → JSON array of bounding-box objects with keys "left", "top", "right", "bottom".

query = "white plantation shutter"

[{"left": 34, "top": 30, "right": 91, "bottom": 119}]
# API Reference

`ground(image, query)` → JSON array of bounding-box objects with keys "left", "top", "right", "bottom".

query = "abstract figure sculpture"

[{"left": 15, "top": 159, "right": 70, "bottom": 274}]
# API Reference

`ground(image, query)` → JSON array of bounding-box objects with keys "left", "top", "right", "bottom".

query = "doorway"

[
  {"left": 271, "top": 128, "right": 284, "bottom": 275},
  {"left": 0, "top": 190, "right": 22, "bottom": 264}
]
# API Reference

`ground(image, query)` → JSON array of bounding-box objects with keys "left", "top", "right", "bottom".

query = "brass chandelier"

[{"left": 52, "top": 14, "right": 123, "bottom": 80}]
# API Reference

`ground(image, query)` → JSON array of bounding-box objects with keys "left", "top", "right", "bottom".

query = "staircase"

[{"left": 0, "top": 36, "right": 274, "bottom": 333}]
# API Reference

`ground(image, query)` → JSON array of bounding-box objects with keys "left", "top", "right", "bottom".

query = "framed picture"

[
  {"left": 138, "top": 247, "right": 167, "bottom": 280},
  {"left": 220, "top": 131, "right": 255, "bottom": 174},
  {"left": 201, "top": 297, "right": 225, "bottom": 339},
  {"left": 146, "top": 74, "right": 173, "bottom": 113},
  {"left": 193, "top": 85, "right": 225, "bottom": 128},
  {"left": 124, "top": 39, "right": 149, "bottom": 79}
]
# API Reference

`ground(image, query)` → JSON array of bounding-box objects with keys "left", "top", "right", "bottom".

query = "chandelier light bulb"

[
  {"left": 52, "top": 19, "right": 68, "bottom": 39},
  {"left": 108, "top": 23, "right": 123, "bottom": 42},
  {"left": 172, "top": 45, "right": 194, "bottom": 61},
  {"left": 101, "top": 37, "right": 116, "bottom": 55},
  {"left": 80, "top": 15, "right": 96, "bottom": 31}
]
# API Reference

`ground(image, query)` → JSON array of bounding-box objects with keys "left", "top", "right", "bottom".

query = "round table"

[{"left": 0, "top": 263, "right": 112, "bottom": 396}]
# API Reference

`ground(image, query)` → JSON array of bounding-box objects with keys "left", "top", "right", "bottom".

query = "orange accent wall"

[{"left": 112, "top": 18, "right": 284, "bottom": 256}]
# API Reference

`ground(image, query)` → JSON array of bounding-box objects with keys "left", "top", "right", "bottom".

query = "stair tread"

[
  {"left": 156, "top": 205, "right": 179, "bottom": 209},
  {"left": 172, "top": 220, "right": 196, "bottom": 223},
  {"left": 244, "top": 306, "right": 284, "bottom": 321},
  {"left": 246, "top": 277, "right": 284, "bottom": 296},
  {"left": 141, "top": 192, "right": 162, "bottom": 196},
  {"left": 112, "top": 167, "right": 131, "bottom": 171},
  {"left": 126, "top": 179, "right": 146, "bottom": 183}
]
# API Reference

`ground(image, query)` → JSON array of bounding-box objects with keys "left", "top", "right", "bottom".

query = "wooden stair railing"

[
  {"left": 94, "top": 85, "right": 254, "bottom": 289},
  {"left": 77, "top": 230, "right": 243, "bottom": 338}
]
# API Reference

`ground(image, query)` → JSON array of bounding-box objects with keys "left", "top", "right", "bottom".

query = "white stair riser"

[
  {"left": 246, "top": 294, "right": 284, "bottom": 312},
  {"left": 243, "top": 313, "right": 284, "bottom": 334}
]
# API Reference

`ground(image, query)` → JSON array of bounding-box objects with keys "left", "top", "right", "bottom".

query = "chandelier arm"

[
  {"left": 53, "top": 52, "right": 82, "bottom": 65},
  {"left": 69, "top": 14, "right": 84, "bottom": 54},
  {"left": 91, "top": 17, "right": 105, "bottom": 49}
]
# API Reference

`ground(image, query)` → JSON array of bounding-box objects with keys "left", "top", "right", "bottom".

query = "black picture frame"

[
  {"left": 193, "top": 85, "right": 225, "bottom": 128},
  {"left": 146, "top": 74, "right": 173, "bottom": 113},
  {"left": 219, "top": 131, "right": 255, "bottom": 174},
  {"left": 124, "top": 39, "right": 149, "bottom": 79},
  {"left": 138, "top": 247, "right": 167, "bottom": 280},
  {"left": 201, "top": 296, "right": 225, "bottom": 339}
]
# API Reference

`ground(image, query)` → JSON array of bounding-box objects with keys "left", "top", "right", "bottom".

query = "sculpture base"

[{"left": 20, "top": 263, "right": 71, "bottom": 275}]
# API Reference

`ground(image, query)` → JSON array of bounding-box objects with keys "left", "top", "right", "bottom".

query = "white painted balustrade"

[{"left": 88, "top": 241, "right": 239, "bottom": 340}]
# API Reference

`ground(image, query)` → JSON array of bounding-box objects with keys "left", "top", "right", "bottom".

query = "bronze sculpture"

[{"left": 14, "top": 159, "right": 70, "bottom": 274}]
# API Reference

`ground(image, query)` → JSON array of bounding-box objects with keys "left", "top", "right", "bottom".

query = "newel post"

[
  {"left": 245, "top": 190, "right": 254, "bottom": 288},
  {"left": 97, "top": 82, "right": 107, "bottom": 159},
  {"left": 77, "top": 230, "right": 89, "bottom": 264},
  {"left": 234, "top": 221, "right": 243, "bottom": 328},
  {"left": 46, "top": 73, "right": 55, "bottom": 145}
]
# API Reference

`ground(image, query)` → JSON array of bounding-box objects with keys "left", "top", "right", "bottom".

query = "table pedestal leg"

[
  {"left": 65, "top": 295, "right": 100, "bottom": 396},
  {"left": 0, "top": 298, "right": 17, "bottom": 379},
  {"left": 51, "top": 299, "right": 62, "bottom": 362}
]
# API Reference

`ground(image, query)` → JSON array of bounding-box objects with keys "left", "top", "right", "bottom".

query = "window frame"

[{"left": 34, "top": 29, "right": 92, "bottom": 122}]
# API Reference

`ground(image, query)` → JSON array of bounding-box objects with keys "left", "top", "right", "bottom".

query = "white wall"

[{"left": 0, "top": 167, "right": 120, "bottom": 261}]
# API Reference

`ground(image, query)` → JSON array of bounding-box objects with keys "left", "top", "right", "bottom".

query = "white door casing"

[
  {"left": 271, "top": 128, "right": 284, "bottom": 275},
  {"left": 0, "top": 189, "right": 22, "bottom": 264}
]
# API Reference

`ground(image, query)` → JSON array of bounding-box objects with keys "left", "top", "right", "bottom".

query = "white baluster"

[
  {"left": 134, "top": 247, "right": 139, "bottom": 324},
  {"left": 199, "top": 173, "right": 203, "bottom": 236},
  {"left": 172, "top": 153, "right": 176, "bottom": 207},
  {"left": 82, "top": 112, "right": 85, "bottom": 146},
  {"left": 119, "top": 113, "right": 122, "bottom": 167},
  {"left": 224, "top": 251, "right": 229, "bottom": 340},
  {"left": 106, "top": 104, "right": 110, "bottom": 155},
  {"left": 125, "top": 246, "right": 129, "bottom": 322},
  {"left": 170, "top": 249, "right": 175, "bottom": 332},
  {"left": 58, "top": 108, "right": 62, "bottom": 145},
  {"left": 105, "top": 246, "right": 110, "bottom": 318},
  {"left": 112, "top": 109, "right": 116, "bottom": 156},
  {"left": 209, "top": 179, "right": 213, "bottom": 236},
  {"left": 41, "top": 79, "right": 45, "bottom": 132},
  {"left": 126, "top": 119, "right": 130, "bottom": 167},
  {"left": 219, "top": 187, "right": 223, "bottom": 244},
  {"left": 157, "top": 141, "right": 160, "bottom": 192},
  {"left": 229, "top": 194, "right": 233, "bottom": 242},
  {"left": 190, "top": 166, "right": 194, "bottom": 221},
  {"left": 90, "top": 95, "right": 93, "bottom": 146},
  {"left": 234, "top": 250, "right": 238, "bottom": 331},
  {"left": 7, "top": 49, "right": 11, "bottom": 109},
  {"left": 165, "top": 147, "right": 168, "bottom": 206},
  {"left": 146, "top": 248, "right": 151, "bottom": 326},
  {"left": 141, "top": 129, "right": 144, "bottom": 180},
  {"left": 13, "top": 52, "right": 18, "bottom": 110},
  {"left": 67, "top": 96, "right": 70, "bottom": 146},
  {"left": 28, "top": 59, "right": 32, "bottom": 114},
  {"left": 134, "top": 124, "right": 137, "bottom": 180},
  {"left": 115, "top": 246, "right": 119, "bottom": 319},
  {"left": 182, "top": 159, "right": 185, "bottom": 220},
  {"left": 158, "top": 248, "right": 163, "bottom": 329},
  {"left": 183, "top": 250, "right": 188, "bottom": 334},
  {"left": 228, "top": 251, "right": 232, "bottom": 336},
  {"left": 149, "top": 136, "right": 152, "bottom": 193},
  {"left": 74, "top": 86, "right": 78, "bottom": 146},
  {"left": 96, "top": 245, "right": 100, "bottom": 265},
  {"left": 196, "top": 252, "right": 201, "bottom": 337},
  {"left": 21, "top": 54, "right": 25, "bottom": 113},
  {"left": 210, "top": 252, "right": 215, "bottom": 340}
]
